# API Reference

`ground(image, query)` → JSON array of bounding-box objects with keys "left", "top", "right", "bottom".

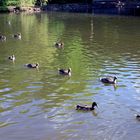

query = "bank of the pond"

[
  {"left": 0, "top": 6, "right": 41, "bottom": 13},
  {"left": 0, "top": 2, "right": 140, "bottom": 16}
]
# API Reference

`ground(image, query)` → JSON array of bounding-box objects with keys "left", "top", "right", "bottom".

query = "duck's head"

[
  {"left": 68, "top": 68, "right": 71, "bottom": 73},
  {"left": 36, "top": 63, "right": 39, "bottom": 67},
  {"left": 10, "top": 55, "right": 15, "bottom": 60},
  {"left": 92, "top": 102, "right": 98, "bottom": 109},
  {"left": 136, "top": 114, "right": 140, "bottom": 119},
  {"left": 113, "top": 76, "right": 117, "bottom": 84},
  {"left": 135, "top": 114, "right": 140, "bottom": 121},
  {"left": 114, "top": 76, "right": 117, "bottom": 80}
]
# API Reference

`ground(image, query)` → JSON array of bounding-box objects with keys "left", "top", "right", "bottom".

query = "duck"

[
  {"left": 136, "top": 114, "right": 140, "bottom": 121},
  {"left": 100, "top": 76, "right": 117, "bottom": 84},
  {"left": 76, "top": 102, "right": 98, "bottom": 111},
  {"left": 7, "top": 21, "right": 11, "bottom": 25},
  {"left": 8, "top": 55, "right": 15, "bottom": 61},
  {"left": 13, "top": 33, "right": 21, "bottom": 39},
  {"left": 0, "top": 35, "right": 6, "bottom": 41},
  {"left": 58, "top": 68, "right": 71, "bottom": 76},
  {"left": 55, "top": 42, "right": 64, "bottom": 48},
  {"left": 25, "top": 63, "right": 39, "bottom": 69}
]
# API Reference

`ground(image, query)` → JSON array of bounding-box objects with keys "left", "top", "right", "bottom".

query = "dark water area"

[
  {"left": 0, "top": 12, "right": 140, "bottom": 140},
  {"left": 44, "top": 3, "right": 140, "bottom": 16}
]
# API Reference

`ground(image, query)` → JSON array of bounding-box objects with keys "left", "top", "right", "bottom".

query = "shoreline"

[
  {"left": 0, "top": 2, "right": 140, "bottom": 16},
  {"left": 0, "top": 6, "right": 41, "bottom": 13}
]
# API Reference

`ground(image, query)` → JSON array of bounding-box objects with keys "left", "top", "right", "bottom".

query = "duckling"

[
  {"left": 55, "top": 42, "right": 64, "bottom": 48},
  {"left": 76, "top": 102, "right": 98, "bottom": 111},
  {"left": 136, "top": 114, "right": 140, "bottom": 121},
  {"left": 8, "top": 55, "right": 15, "bottom": 61},
  {"left": 13, "top": 33, "right": 21, "bottom": 39},
  {"left": 0, "top": 35, "right": 6, "bottom": 41},
  {"left": 58, "top": 68, "right": 71, "bottom": 76},
  {"left": 25, "top": 63, "right": 39, "bottom": 69},
  {"left": 100, "top": 76, "right": 117, "bottom": 84}
]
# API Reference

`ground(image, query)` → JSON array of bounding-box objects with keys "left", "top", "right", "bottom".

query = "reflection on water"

[{"left": 0, "top": 12, "right": 140, "bottom": 140}]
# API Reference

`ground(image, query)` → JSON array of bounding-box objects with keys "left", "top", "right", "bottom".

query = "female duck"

[
  {"left": 0, "top": 35, "right": 6, "bottom": 41},
  {"left": 25, "top": 63, "right": 39, "bottom": 69},
  {"left": 55, "top": 42, "right": 64, "bottom": 48},
  {"left": 8, "top": 55, "right": 15, "bottom": 61},
  {"left": 100, "top": 76, "right": 117, "bottom": 84},
  {"left": 58, "top": 68, "right": 71, "bottom": 76},
  {"left": 13, "top": 33, "right": 21, "bottom": 39},
  {"left": 76, "top": 102, "right": 98, "bottom": 111}
]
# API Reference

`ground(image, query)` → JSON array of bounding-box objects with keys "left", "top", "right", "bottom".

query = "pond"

[{"left": 0, "top": 12, "right": 140, "bottom": 140}]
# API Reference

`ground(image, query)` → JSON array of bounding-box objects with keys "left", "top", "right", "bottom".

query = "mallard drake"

[
  {"left": 76, "top": 102, "right": 98, "bottom": 111},
  {"left": 55, "top": 42, "right": 64, "bottom": 48},
  {"left": 25, "top": 63, "right": 39, "bottom": 69},
  {"left": 58, "top": 68, "right": 71, "bottom": 76},
  {"left": 100, "top": 76, "right": 117, "bottom": 84},
  {"left": 136, "top": 114, "right": 140, "bottom": 121},
  {"left": 0, "top": 35, "right": 6, "bottom": 41},
  {"left": 13, "top": 33, "right": 21, "bottom": 39},
  {"left": 8, "top": 55, "right": 15, "bottom": 61}
]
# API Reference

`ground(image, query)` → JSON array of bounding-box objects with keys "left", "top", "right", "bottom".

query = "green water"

[{"left": 0, "top": 12, "right": 140, "bottom": 140}]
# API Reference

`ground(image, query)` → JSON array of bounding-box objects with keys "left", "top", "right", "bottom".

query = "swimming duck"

[
  {"left": 8, "top": 55, "right": 15, "bottom": 61},
  {"left": 7, "top": 21, "right": 11, "bottom": 25},
  {"left": 100, "top": 76, "right": 117, "bottom": 84},
  {"left": 136, "top": 114, "right": 140, "bottom": 121},
  {"left": 25, "top": 63, "right": 39, "bottom": 69},
  {"left": 55, "top": 42, "right": 64, "bottom": 48},
  {"left": 76, "top": 102, "right": 98, "bottom": 111},
  {"left": 58, "top": 68, "right": 71, "bottom": 76},
  {"left": 0, "top": 35, "right": 6, "bottom": 41},
  {"left": 13, "top": 33, "right": 21, "bottom": 39}
]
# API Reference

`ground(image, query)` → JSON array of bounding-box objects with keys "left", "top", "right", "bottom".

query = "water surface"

[{"left": 0, "top": 12, "right": 140, "bottom": 140}]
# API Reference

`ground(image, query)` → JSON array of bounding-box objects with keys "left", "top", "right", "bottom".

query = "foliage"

[
  {"left": 0, "top": 0, "right": 92, "bottom": 6},
  {"left": 0, "top": 6, "right": 9, "bottom": 12},
  {"left": 47, "top": 0, "right": 92, "bottom": 4},
  {"left": 0, "top": 0, "right": 38, "bottom": 6},
  {"left": 19, "top": 0, "right": 35, "bottom": 6},
  {"left": 35, "top": 0, "right": 48, "bottom": 6},
  {"left": 6, "top": 0, "right": 20, "bottom": 6}
]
